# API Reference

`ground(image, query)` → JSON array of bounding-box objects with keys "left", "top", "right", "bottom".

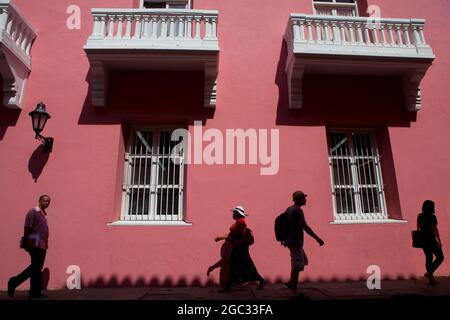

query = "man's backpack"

[{"left": 274, "top": 211, "right": 289, "bottom": 242}]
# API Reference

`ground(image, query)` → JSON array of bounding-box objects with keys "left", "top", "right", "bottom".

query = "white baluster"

[
  {"left": 177, "top": 16, "right": 184, "bottom": 38},
  {"left": 10, "top": 15, "right": 18, "bottom": 40},
  {"left": 0, "top": 8, "right": 9, "bottom": 31},
  {"left": 331, "top": 20, "right": 340, "bottom": 44},
  {"left": 186, "top": 16, "right": 193, "bottom": 39},
  {"left": 395, "top": 24, "right": 403, "bottom": 46},
  {"left": 387, "top": 24, "right": 395, "bottom": 46},
  {"left": 371, "top": 24, "right": 379, "bottom": 46},
  {"left": 403, "top": 25, "right": 412, "bottom": 46},
  {"left": 348, "top": 22, "right": 356, "bottom": 44},
  {"left": 306, "top": 20, "right": 313, "bottom": 43},
  {"left": 315, "top": 20, "right": 322, "bottom": 42},
  {"left": 161, "top": 16, "right": 168, "bottom": 39},
  {"left": 364, "top": 23, "right": 372, "bottom": 46},
  {"left": 293, "top": 20, "right": 300, "bottom": 41},
  {"left": 151, "top": 15, "right": 158, "bottom": 39},
  {"left": 299, "top": 19, "right": 305, "bottom": 41},
  {"left": 418, "top": 25, "right": 427, "bottom": 45},
  {"left": 211, "top": 16, "right": 217, "bottom": 40},
  {"left": 115, "top": 15, "right": 124, "bottom": 39},
  {"left": 323, "top": 21, "right": 330, "bottom": 43},
  {"left": 91, "top": 15, "right": 100, "bottom": 37},
  {"left": 168, "top": 16, "right": 175, "bottom": 39},
  {"left": 194, "top": 16, "right": 201, "bottom": 40},
  {"left": 133, "top": 15, "right": 142, "bottom": 39},
  {"left": 340, "top": 21, "right": 347, "bottom": 44},
  {"left": 99, "top": 15, "right": 107, "bottom": 39},
  {"left": 20, "top": 29, "right": 28, "bottom": 51},
  {"left": 142, "top": 15, "right": 150, "bottom": 39},
  {"left": 412, "top": 24, "right": 421, "bottom": 46},
  {"left": 106, "top": 15, "right": 115, "bottom": 39},
  {"left": 205, "top": 16, "right": 212, "bottom": 39},
  {"left": 356, "top": 22, "right": 364, "bottom": 45},
  {"left": 25, "top": 33, "right": 33, "bottom": 55},
  {"left": 5, "top": 13, "right": 13, "bottom": 34},
  {"left": 124, "top": 15, "right": 132, "bottom": 39},
  {"left": 380, "top": 24, "right": 388, "bottom": 46},
  {"left": 15, "top": 23, "right": 24, "bottom": 46}
]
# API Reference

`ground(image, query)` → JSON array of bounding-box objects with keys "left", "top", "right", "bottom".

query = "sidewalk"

[{"left": 2, "top": 277, "right": 450, "bottom": 300}]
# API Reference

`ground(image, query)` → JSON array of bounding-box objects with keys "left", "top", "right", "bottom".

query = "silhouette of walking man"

[
  {"left": 8, "top": 195, "right": 50, "bottom": 299},
  {"left": 284, "top": 191, "right": 324, "bottom": 295}
]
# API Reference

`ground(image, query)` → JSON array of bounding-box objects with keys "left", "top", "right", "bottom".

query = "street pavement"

[{"left": 1, "top": 277, "right": 449, "bottom": 300}]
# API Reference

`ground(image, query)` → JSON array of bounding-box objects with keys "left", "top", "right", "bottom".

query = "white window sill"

[
  {"left": 107, "top": 221, "right": 192, "bottom": 226},
  {"left": 330, "top": 219, "right": 408, "bottom": 225}
]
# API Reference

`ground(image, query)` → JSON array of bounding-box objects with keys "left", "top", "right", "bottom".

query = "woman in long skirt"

[{"left": 214, "top": 206, "right": 265, "bottom": 291}]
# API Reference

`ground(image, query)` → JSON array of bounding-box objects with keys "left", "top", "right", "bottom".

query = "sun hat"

[{"left": 231, "top": 206, "right": 248, "bottom": 217}]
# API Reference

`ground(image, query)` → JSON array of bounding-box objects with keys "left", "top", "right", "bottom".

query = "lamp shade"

[{"left": 29, "top": 102, "right": 51, "bottom": 136}]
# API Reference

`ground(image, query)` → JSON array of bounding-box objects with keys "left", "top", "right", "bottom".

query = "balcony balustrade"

[
  {"left": 285, "top": 14, "right": 435, "bottom": 111},
  {"left": 0, "top": 0, "right": 37, "bottom": 109},
  {"left": 84, "top": 9, "right": 219, "bottom": 108}
]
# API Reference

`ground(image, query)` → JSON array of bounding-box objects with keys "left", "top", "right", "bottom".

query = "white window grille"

[
  {"left": 141, "top": 0, "right": 190, "bottom": 9},
  {"left": 327, "top": 130, "right": 388, "bottom": 221},
  {"left": 121, "top": 128, "right": 185, "bottom": 222},
  {"left": 313, "top": 0, "right": 359, "bottom": 16}
]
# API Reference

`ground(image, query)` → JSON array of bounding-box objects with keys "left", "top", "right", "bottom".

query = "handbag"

[{"left": 411, "top": 230, "right": 424, "bottom": 248}]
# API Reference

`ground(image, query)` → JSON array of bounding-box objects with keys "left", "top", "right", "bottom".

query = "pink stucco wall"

[{"left": 0, "top": 0, "right": 449, "bottom": 290}]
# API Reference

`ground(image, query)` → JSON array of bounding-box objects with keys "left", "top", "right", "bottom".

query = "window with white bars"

[
  {"left": 121, "top": 128, "right": 185, "bottom": 222},
  {"left": 313, "top": 0, "right": 359, "bottom": 16},
  {"left": 142, "top": 0, "right": 190, "bottom": 9},
  {"left": 327, "top": 130, "right": 388, "bottom": 221}
]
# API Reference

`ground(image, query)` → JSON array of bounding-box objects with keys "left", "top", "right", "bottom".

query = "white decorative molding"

[
  {"left": 0, "top": 0, "right": 37, "bottom": 109},
  {"left": 285, "top": 14, "right": 435, "bottom": 111},
  {"left": 84, "top": 8, "right": 219, "bottom": 108},
  {"left": 330, "top": 218, "right": 408, "bottom": 225},
  {"left": 107, "top": 220, "right": 192, "bottom": 226}
]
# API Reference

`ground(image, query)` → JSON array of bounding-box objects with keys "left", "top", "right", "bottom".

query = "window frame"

[
  {"left": 312, "top": 0, "right": 359, "bottom": 16},
  {"left": 140, "top": 0, "right": 191, "bottom": 9},
  {"left": 120, "top": 126, "right": 186, "bottom": 223},
  {"left": 327, "top": 128, "right": 388, "bottom": 222}
]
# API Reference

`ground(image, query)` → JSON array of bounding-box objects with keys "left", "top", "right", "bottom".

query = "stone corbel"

[
  {"left": 286, "top": 57, "right": 305, "bottom": 109},
  {"left": 0, "top": 47, "right": 30, "bottom": 109},
  {"left": 89, "top": 60, "right": 108, "bottom": 107},
  {"left": 204, "top": 62, "right": 217, "bottom": 108},
  {"left": 403, "top": 68, "right": 427, "bottom": 112}
]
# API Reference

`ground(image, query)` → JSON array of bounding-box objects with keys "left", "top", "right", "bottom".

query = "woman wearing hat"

[{"left": 213, "top": 206, "right": 265, "bottom": 291}]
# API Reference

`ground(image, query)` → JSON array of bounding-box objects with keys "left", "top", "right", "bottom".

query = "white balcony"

[
  {"left": 285, "top": 14, "right": 435, "bottom": 111},
  {"left": 0, "top": 0, "right": 37, "bottom": 109},
  {"left": 84, "top": 8, "right": 219, "bottom": 108}
]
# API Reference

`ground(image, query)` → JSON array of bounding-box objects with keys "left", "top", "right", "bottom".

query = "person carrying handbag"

[
  {"left": 8, "top": 195, "right": 50, "bottom": 299},
  {"left": 417, "top": 200, "right": 444, "bottom": 285}
]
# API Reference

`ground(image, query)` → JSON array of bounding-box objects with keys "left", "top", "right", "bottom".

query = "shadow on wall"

[
  {"left": 75, "top": 273, "right": 419, "bottom": 289},
  {"left": 42, "top": 268, "right": 50, "bottom": 290},
  {"left": 78, "top": 70, "right": 215, "bottom": 127},
  {"left": 0, "top": 76, "right": 21, "bottom": 140},
  {"left": 274, "top": 39, "right": 417, "bottom": 128},
  {"left": 28, "top": 144, "right": 50, "bottom": 182}
]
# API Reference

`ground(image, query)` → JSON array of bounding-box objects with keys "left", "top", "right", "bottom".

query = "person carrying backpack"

[{"left": 278, "top": 191, "right": 324, "bottom": 295}]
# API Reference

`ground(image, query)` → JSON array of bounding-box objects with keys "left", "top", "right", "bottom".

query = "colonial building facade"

[{"left": 0, "top": 0, "right": 448, "bottom": 289}]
